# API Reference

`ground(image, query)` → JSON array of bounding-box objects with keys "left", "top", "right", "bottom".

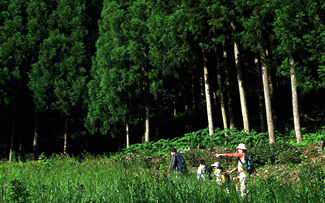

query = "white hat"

[
  {"left": 211, "top": 162, "right": 221, "bottom": 167},
  {"left": 237, "top": 143, "right": 247, "bottom": 150}
]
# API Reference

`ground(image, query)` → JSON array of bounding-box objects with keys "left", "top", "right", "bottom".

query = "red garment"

[{"left": 222, "top": 153, "right": 244, "bottom": 172}]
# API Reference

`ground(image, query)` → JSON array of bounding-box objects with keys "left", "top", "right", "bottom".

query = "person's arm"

[
  {"left": 216, "top": 153, "right": 243, "bottom": 158},
  {"left": 228, "top": 167, "right": 238, "bottom": 174},
  {"left": 215, "top": 153, "right": 243, "bottom": 173}
]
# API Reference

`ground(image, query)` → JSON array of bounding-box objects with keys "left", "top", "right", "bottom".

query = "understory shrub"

[
  {"left": 278, "top": 150, "right": 302, "bottom": 164},
  {"left": 181, "top": 149, "right": 215, "bottom": 168},
  {"left": 251, "top": 142, "right": 301, "bottom": 166}
]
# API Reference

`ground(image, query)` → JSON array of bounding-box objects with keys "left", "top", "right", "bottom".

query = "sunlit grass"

[{"left": 0, "top": 155, "right": 324, "bottom": 202}]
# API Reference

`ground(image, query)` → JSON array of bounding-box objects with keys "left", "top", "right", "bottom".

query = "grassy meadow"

[
  {"left": 1, "top": 127, "right": 325, "bottom": 202},
  {"left": 1, "top": 152, "right": 325, "bottom": 202}
]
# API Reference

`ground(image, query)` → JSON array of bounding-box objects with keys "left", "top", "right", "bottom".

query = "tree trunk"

[
  {"left": 255, "top": 53, "right": 267, "bottom": 133},
  {"left": 192, "top": 76, "right": 200, "bottom": 117},
  {"left": 260, "top": 44, "right": 275, "bottom": 143},
  {"left": 9, "top": 107, "right": 15, "bottom": 162},
  {"left": 213, "top": 92, "right": 217, "bottom": 106},
  {"left": 126, "top": 119, "right": 130, "bottom": 147},
  {"left": 216, "top": 49, "right": 228, "bottom": 135},
  {"left": 201, "top": 76, "right": 205, "bottom": 96},
  {"left": 33, "top": 109, "right": 39, "bottom": 160},
  {"left": 63, "top": 114, "right": 68, "bottom": 155},
  {"left": 173, "top": 100, "right": 177, "bottom": 117},
  {"left": 185, "top": 102, "right": 190, "bottom": 131},
  {"left": 143, "top": 67, "right": 150, "bottom": 142},
  {"left": 266, "top": 49, "right": 278, "bottom": 126},
  {"left": 290, "top": 56, "right": 302, "bottom": 143},
  {"left": 223, "top": 38, "right": 235, "bottom": 129},
  {"left": 155, "top": 98, "right": 159, "bottom": 138},
  {"left": 202, "top": 48, "right": 214, "bottom": 136},
  {"left": 4, "top": 121, "right": 9, "bottom": 157},
  {"left": 85, "top": 131, "right": 89, "bottom": 152},
  {"left": 233, "top": 40, "right": 250, "bottom": 132}
]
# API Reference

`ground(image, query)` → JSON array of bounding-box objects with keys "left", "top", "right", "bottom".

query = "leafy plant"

[
  {"left": 278, "top": 150, "right": 302, "bottom": 164},
  {"left": 7, "top": 179, "right": 31, "bottom": 202},
  {"left": 250, "top": 142, "right": 299, "bottom": 166}
]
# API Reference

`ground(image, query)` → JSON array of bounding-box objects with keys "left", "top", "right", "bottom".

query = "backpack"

[
  {"left": 176, "top": 153, "right": 186, "bottom": 171},
  {"left": 246, "top": 154, "right": 255, "bottom": 174},
  {"left": 204, "top": 166, "right": 213, "bottom": 180},
  {"left": 240, "top": 154, "right": 255, "bottom": 174}
]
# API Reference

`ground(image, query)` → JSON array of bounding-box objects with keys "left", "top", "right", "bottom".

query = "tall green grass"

[{"left": 1, "top": 155, "right": 324, "bottom": 202}]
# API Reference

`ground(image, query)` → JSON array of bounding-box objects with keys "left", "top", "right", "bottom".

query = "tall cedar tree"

[
  {"left": 0, "top": 0, "right": 29, "bottom": 160},
  {"left": 88, "top": 0, "right": 137, "bottom": 147},
  {"left": 29, "top": 0, "right": 87, "bottom": 154},
  {"left": 273, "top": 0, "right": 309, "bottom": 142},
  {"left": 237, "top": 0, "right": 276, "bottom": 142},
  {"left": 27, "top": 0, "right": 55, "bottom": 160}
]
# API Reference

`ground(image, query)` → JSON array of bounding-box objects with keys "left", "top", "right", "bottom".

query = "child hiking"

[
  {"left": 211, "top": 162, "right": 230, "bottom": 185},
  {"left": 211, "top": 162, "right": 223, "bottom": 185},
  {"left": 216, "top": 143, "right": 249, "bottom": 196},
  {"left": 197, "top": 160, "right": 211, "bottom": 181}
]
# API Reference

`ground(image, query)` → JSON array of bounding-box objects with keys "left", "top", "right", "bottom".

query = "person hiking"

[
  {"left": 169, "top": 148, "right": 187, "bottom": 175},
  {"left": 211, "top": 162, "right": 224, "bottom": 185},
  {"left": 197, "top": 160, "right": 211, "bottom": 180},
  {"left": 216, "top": 143, "right": 248, "bottom": 196}
]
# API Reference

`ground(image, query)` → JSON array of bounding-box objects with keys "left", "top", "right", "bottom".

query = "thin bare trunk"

[
  {"left": 200, "top": 76, "right": 205, "bottom": 96},
  {"left": 19, "top": 140, "right": 22, "bottom": 153},
  {"left": 33, "top": 109, "right": 39, "bottom": 160},
  {"left": 212, "top": 91, "right": 217, "bottom": 106},
  {"left": 143, "top": 68, "right": 150, "bottom": 142},
  {"left": 260, "top": 44, "right": 275, "bottom": 143},
  {"left": 192, "top": 77, "right": 200, "bottom": 117},
  {"left": 155, "top": 98, "right": 159, "bottom": 138},
  {"left": 63, "top": 114, "right": 68, "bottom": 155},
  {"left": 185, "top": 102, "right": 190, "bottom": 131},
  {"left": 233, "top": 39, "right": 250, "bottom": 132},
  {"left": 216, "top": 50, "right": 228, "bottom": 134},
  {"left": 126, "top": 119, "right": 130, "bottom": 147},
  {"left": 173, "top": 100, "right": 176, "bottom": 117},
  {"left": 266, "top": 49, "right": 277, "bottom": 126},
  {"left": 202, "top": 48, "right": 214, "bottom": 136},
  {"left": 255, "top": 54, "right": 267, "bottom": 133},
  {"left": 223, "top": 38, "right": 235, "bottom": 129},
  {"left": 192, "top": 82, "right": 196, "bottom": 111},
  {"left": 85, "top": 131, "right": 89, "bottom": 151},
  {"left": 290, "top": 57, "right": 302, "bottom": 143},
  {"left": 9, "top": 107, "right": 15, "bottom": 162}
]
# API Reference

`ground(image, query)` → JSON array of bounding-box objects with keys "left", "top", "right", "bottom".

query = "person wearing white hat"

[
  {"left": 211, "top": 162, "right": 224, "bottom": 185},
  {"left": 216, "top": 143, "right": 248, "bottom": 196}
]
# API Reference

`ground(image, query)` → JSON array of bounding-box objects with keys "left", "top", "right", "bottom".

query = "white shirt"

[{"left": 197, "top": 165, "right": 206, "bottom": 180}]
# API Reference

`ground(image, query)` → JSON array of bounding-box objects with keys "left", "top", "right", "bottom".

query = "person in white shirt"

[{"left": 197, "top": 160, "right": 210, "bottom": 180}]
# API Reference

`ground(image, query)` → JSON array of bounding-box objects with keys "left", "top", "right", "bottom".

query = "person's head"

[
  {"left": 199, "top": 160, "right": 205, "bottom": 165},
  {"left": 237, "top": 143, "right": 247, "bottom": 153},
  {"left": 211, "top": 162, "right": 221, "bottom": 169},
  {"left": 170, "top": 148, "right": 177, "bottom": 155}
]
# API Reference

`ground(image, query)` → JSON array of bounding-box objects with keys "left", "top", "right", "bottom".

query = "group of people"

[{"left": 169, "top": 143, "right": 249, "bottom": 196}]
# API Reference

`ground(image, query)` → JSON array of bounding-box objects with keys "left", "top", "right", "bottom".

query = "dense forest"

[{"left": 0, "top": 0, "right": 324, "bottom": 161}]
